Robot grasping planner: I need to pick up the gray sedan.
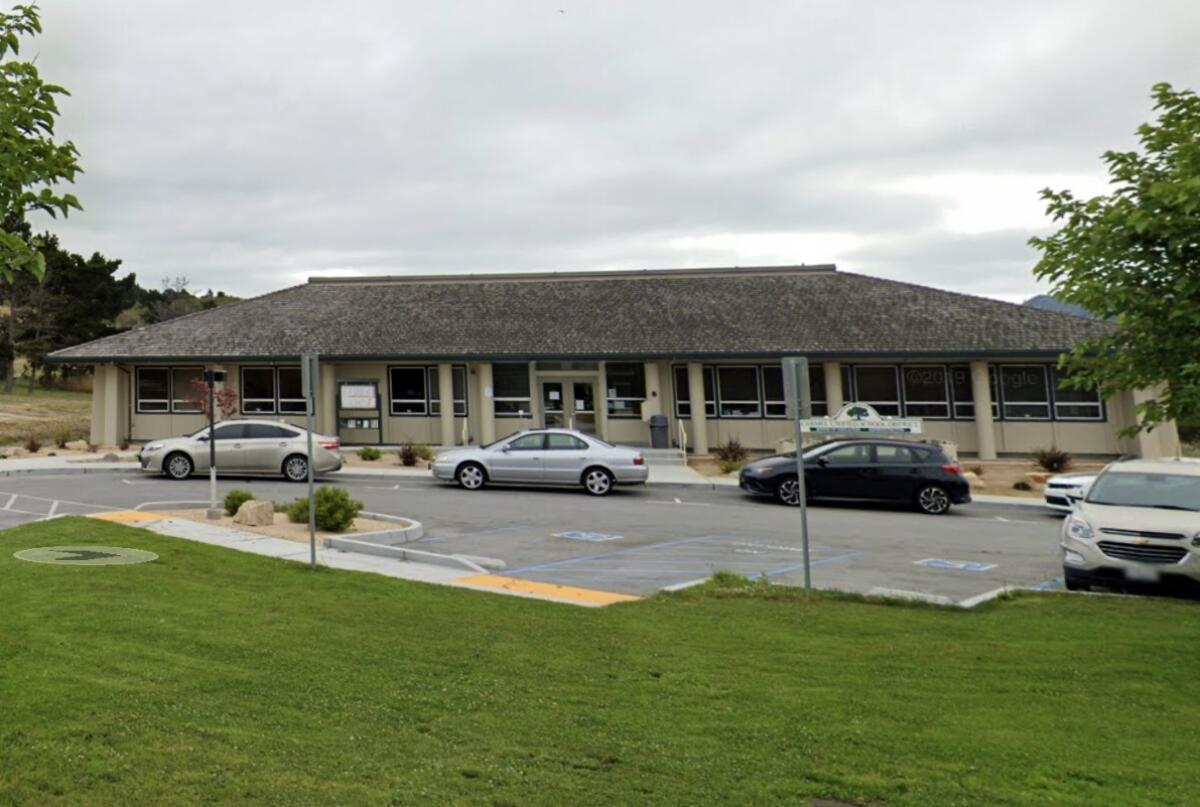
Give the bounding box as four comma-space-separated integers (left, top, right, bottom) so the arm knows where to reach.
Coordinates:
432, 429, 649, 495
138, 419, 345, 481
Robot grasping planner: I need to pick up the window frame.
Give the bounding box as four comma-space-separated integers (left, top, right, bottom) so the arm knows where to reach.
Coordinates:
493, 362, 532, 418
276, 367, 307, 414
760, 365, 789, 419
850, 365, 901, 416
135, 365, 210, 415
388, 365, 430, 416
901, 365, 951, 420
427, 365, 469, 418
998, 364, 1052, 421
672, 365, 716, 418
715, 365, 763, 419
240, 366, 303, 416
1051, 367, 1105, 422
604, 362, 646, 419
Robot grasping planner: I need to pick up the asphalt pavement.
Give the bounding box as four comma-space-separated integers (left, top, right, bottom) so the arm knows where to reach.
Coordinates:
0, 470, 1067, 605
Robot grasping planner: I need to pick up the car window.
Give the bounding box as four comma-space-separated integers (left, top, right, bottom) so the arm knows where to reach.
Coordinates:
244, 424, 295, 439
546, 433, 587, 450
1086, 471, 1200, 511
211, 423, 248, 439
873, 445, 915, 464
820, 444, 871, 465
506, 433, 545, 451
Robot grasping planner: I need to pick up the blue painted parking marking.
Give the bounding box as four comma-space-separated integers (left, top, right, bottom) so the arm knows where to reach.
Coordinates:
915, 558, 998, 572
1029, 577, 1064, 591
553, 530, 623, 542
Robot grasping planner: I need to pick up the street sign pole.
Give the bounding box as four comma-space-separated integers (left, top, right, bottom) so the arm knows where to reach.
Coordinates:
203, 369, 226, 520
782, 357, 813, 597
301, 353, 319, 568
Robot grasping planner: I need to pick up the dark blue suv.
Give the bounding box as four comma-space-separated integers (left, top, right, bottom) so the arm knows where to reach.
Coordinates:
738, 438, 972, 514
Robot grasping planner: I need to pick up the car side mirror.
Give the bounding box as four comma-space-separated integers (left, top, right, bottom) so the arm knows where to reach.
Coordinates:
816, 456, 828, 467
196, 434, 209, 442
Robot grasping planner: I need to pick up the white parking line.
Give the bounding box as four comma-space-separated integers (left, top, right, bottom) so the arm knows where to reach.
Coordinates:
3, 494, 15, 510
0, 491, 122, 512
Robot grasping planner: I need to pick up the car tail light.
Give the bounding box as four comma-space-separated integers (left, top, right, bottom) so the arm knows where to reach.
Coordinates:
633, 455, 644, 466
941, 463, 962, 475
319, 439, 340, 450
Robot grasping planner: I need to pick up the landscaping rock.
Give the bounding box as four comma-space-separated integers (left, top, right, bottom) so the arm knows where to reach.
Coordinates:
64, 440, 90, 451
233, 500, 275, 527
8, 447, 28, 457
102, 453, 119, 462
962, 471, 985, 489
1025, 471, 1051, 486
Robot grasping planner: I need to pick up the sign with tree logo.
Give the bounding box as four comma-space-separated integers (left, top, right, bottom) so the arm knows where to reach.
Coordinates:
799, 402, 923, 435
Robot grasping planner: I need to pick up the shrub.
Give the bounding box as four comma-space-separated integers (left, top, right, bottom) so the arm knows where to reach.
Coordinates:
398, 441, 418, 467
24, 435, 40, 453
286, 486, 363, 532
714, 436, 748, 464
1033, 446, 1072, 473
1013, 480, 1032, 492
969, 464, 984, 476
118, 438, 130, 451
358, 446, 382, 461
413, 443, 435, 461
223, 489, 255, 516
273, 500, 289, 513
54, 429, 73, 449
718, 459, 744, 474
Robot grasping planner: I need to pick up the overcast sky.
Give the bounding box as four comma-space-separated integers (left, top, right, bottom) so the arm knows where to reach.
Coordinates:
34, 1, 1200, 301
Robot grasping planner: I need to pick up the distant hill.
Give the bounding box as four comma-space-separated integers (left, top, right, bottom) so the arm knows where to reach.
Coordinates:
1023, 294, 1099, 320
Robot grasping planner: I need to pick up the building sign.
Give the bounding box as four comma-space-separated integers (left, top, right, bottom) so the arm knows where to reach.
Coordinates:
799, 402, 922, 435
339, 384, 377, 410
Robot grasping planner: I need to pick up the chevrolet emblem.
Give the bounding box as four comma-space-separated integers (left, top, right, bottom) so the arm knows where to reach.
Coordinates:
1132, 537, 1150, 546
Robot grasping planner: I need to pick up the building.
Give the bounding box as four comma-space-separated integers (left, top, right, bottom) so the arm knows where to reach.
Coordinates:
47, 264, 1180, 459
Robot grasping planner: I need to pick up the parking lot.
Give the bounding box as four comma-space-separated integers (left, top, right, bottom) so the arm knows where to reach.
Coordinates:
0, 469, 1069, 605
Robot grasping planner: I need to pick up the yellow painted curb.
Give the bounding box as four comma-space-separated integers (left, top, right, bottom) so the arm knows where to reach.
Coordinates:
88, 511, 169, 523
456, 574, 641, 606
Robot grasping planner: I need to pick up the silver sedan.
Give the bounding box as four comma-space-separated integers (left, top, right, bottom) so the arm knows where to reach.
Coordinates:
138, 419, 345, 481
432, 429, 649, 495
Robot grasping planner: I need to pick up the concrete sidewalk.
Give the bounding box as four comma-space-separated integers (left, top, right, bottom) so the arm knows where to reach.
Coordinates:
0, 451, 141, 476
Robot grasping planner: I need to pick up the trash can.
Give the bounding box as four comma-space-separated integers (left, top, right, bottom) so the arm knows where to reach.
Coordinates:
648, 414, 669, 449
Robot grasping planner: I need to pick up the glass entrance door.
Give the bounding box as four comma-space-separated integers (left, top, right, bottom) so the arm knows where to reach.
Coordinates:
542, 382, 566, 428
571, 382, 596, 434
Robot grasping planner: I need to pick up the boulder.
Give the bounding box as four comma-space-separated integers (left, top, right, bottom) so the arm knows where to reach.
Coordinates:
1025, 471, 1051, 486
102, 453, 120, 462
962, 471, 986, 489
64, 440, 90, 452
233, 499, 275, 527
8, 447, 28, 457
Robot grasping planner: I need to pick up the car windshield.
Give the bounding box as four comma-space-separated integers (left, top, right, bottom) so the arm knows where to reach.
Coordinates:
1086, 471, 1200, 511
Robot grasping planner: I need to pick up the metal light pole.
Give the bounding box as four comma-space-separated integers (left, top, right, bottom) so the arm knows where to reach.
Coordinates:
782, 357, 813, 597
205, 369, 223, 519
302, 354, 319, 568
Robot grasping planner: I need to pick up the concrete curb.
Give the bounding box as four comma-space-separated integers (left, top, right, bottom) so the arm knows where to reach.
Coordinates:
0, 464, 140, 478
324, 536, 501, 573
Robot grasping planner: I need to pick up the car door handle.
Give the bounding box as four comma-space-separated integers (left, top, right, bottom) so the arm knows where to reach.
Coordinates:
233, 443, 242, 448
278, 442, 287, 447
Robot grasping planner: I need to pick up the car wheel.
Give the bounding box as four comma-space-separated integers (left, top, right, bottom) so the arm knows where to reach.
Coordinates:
457, 462, 487, 491
283, 454, 309, 482
916, 484, 951, 515
164, 452, 193, 480
775, 477, 806, 506
582, 467, 614, 496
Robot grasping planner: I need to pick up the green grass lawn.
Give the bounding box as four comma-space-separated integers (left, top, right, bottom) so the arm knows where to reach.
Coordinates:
1, 518, 1197, 805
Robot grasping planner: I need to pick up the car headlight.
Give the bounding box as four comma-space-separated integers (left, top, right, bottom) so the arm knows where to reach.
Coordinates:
433, 455, 447, 463
1065, 515, 1094, 541
1192, 531, 1200, 548
144, 443, 165, 452
752, 465, 777, 477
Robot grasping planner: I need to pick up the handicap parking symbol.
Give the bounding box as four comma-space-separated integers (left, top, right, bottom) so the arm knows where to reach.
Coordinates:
553, 530, 623, 542
914, 558, 997, 572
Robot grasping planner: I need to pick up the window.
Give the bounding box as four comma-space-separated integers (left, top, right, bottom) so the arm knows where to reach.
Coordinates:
429, 366, 468, 417
999, 365, 1051, 420
493, 362, 531, 417
672, 365, 716, 418
506, 433, 544, 450
136, 368, 170, 413
820, 444, 871, 465
388, 367, 427, 415
761, 366, 786, 418
949, 365, 999, 420
714, 366, 760, 418
902, 366, 949, 419
244, 423, 298, 439
605, 362, 645, 418
136, 366, 207, 414
241, 368, 277, 414
546, 433, 587, 450
276, 368, 306, 414
171, 368, 203, 412
874, 444, 916, 464
808, 365, 828, 416
852, 366, 900, 416
211, 422, 248, 440
1052, 368, 1103, 420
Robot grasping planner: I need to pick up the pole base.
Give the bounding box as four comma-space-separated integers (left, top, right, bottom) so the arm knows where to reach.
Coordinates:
205, 508, 223, 520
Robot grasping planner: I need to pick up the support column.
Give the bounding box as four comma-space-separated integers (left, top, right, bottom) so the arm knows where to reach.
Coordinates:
527, 362, 541, 424
1130, 387, 1181, 458
319, 363, 337, 435
102, 364, 120, 446
437, 362, 455, 447
970, 361, 997, 460
642, 362, 662, 417
477, 362, 496, 445
823, 361, 844, 411
596, 361, 609, 440
89, 364, 108, 445
687, 362, 709, 455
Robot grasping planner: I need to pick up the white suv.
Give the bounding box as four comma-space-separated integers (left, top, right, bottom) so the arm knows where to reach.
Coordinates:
1061, 459, 1200, 592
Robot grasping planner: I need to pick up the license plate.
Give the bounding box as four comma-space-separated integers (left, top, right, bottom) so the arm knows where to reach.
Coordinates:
1125, 566, 1160, 583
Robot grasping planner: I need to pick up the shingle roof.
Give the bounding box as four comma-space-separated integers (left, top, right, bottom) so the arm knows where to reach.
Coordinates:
48, 265, 1114, 362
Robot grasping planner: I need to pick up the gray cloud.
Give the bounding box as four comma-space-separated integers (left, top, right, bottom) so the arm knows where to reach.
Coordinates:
33, 0, 1200, 299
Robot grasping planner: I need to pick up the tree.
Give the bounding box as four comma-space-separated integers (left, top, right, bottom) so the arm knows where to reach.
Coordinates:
1030, 82, 1200, 435
184, 376, 239, 419
0, 4, 82, 282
